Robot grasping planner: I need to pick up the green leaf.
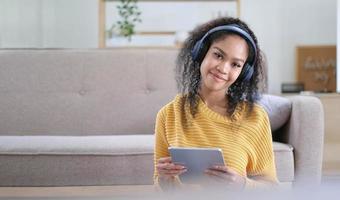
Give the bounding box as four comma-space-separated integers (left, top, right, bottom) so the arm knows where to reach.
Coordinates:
112, 0, 142, 38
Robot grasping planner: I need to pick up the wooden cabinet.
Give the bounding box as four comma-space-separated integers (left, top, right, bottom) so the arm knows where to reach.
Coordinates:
317, 94, 340, 177
281, 93, 340, 179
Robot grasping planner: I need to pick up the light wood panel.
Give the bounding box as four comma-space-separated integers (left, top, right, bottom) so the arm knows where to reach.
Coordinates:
318, 94, 340, 177
98, 0, 106, 48
296, 46, 336, 92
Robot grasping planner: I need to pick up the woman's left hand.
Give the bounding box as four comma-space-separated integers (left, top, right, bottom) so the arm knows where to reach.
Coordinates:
204, 165, 246, 190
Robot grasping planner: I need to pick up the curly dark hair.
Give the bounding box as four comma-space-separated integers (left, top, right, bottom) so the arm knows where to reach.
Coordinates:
175, 17, 265, 120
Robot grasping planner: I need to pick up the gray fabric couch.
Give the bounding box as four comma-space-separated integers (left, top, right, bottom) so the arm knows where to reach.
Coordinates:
0, 49, 324, 187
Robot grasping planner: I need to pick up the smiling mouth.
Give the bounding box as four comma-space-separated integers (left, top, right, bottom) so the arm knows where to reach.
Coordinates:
210, 72, 227, 82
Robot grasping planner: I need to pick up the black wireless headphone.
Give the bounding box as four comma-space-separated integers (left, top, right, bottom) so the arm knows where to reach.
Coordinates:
191, 24, 257, 82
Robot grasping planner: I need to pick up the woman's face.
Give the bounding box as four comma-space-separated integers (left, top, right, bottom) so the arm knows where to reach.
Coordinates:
199, 34, 249, 94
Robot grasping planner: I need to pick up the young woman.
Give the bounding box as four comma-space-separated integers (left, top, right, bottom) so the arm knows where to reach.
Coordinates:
154, 17, 278, 191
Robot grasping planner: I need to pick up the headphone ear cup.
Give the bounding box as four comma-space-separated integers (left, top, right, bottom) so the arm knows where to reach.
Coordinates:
239, 63, 254, 82
191, 41, 202, 61
191, 40, 209, 63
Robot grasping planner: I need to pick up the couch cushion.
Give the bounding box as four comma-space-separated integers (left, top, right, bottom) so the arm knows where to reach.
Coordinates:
0, 136, 293, 186
0, 135, 155, 186
257, 95, 292, 132
0, 135, 153, 155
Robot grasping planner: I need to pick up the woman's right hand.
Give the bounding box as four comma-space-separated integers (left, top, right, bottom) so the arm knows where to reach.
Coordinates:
156, 157, 187, 180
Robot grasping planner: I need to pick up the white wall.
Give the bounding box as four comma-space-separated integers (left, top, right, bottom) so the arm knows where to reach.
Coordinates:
105, 1, 238, 47
0, 0, 42, 48
337, 0, 340, 93
106, 1, 237, 32
0, 0, 336, 92
0, 0, 98, 48
240, 0, 337, 94
43, 0, 98, 48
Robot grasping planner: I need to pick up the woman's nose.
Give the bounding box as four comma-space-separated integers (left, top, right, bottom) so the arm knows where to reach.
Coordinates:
217, 62, 230, 74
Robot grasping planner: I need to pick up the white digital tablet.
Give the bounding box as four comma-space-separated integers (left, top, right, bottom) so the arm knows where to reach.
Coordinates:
168, 147, 225, 183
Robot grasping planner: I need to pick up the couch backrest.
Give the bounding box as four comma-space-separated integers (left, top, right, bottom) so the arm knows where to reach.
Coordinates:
0, 48, 291, 136
0, 48, 178, 136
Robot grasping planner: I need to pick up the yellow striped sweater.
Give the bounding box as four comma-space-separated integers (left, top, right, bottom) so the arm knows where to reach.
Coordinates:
154, 94, 278, 189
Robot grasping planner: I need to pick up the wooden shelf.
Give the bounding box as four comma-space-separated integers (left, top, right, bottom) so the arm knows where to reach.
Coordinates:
98, 0, 240, 48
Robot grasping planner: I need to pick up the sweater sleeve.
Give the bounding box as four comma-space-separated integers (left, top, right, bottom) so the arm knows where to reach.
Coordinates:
245, 106, 279, 189
153, 107, 182, 189
154, 108, 170, 182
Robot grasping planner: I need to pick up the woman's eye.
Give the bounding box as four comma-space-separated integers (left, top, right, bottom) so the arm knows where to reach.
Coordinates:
213, 52, 223, 60
232, 63, 242, 68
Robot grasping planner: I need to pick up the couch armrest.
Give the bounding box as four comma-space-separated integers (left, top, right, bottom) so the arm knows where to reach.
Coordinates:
283, 95, 324, 186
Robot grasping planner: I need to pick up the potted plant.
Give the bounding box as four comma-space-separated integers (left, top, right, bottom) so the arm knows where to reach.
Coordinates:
106, 0, 142, 41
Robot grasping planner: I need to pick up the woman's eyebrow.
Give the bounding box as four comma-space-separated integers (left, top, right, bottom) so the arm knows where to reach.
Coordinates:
212, 47, 226, 56
212, 47, 246, 63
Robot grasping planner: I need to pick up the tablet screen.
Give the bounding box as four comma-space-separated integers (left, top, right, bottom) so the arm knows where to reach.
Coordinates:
169, 147, 225, 183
